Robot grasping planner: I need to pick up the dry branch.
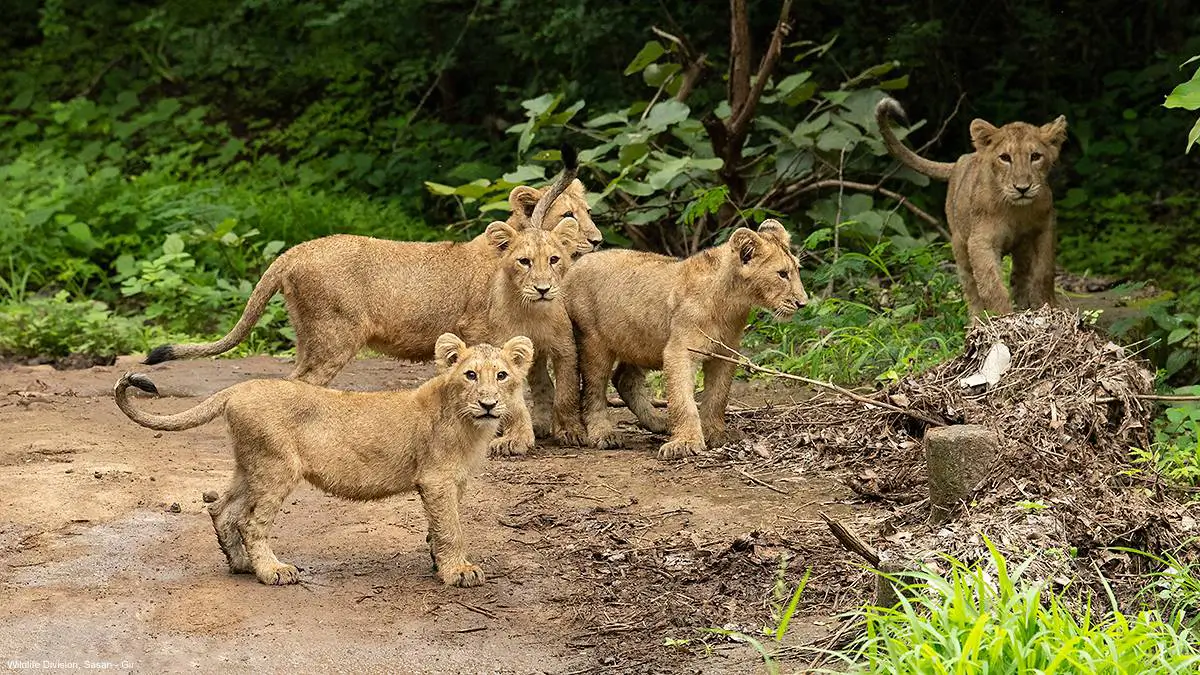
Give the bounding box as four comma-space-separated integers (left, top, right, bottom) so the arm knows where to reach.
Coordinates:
820, 513, 880, 567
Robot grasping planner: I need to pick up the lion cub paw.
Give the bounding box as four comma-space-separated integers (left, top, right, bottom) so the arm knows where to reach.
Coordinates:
255, 562, 301, 586
489, 436, 533, 458
443, 563, 486, 588
532, 417, 554, 439
589, 430, 625, 450
704, 426, 743, 448
553, 422, 587, 447
658, 438, 704, 460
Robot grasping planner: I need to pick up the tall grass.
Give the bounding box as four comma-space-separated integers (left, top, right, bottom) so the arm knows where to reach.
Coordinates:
829, 540, 1200, 674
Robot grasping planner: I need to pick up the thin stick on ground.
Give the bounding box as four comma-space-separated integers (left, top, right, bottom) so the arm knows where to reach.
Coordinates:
688, 341, 946, 428
735, 467, 791, 495
1092, 394, 1200, 404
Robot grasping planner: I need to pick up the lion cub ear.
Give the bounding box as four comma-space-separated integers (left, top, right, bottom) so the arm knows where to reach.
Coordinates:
757, 219, 791, 248
969, 119, 999, 150
728, 227, 764, 265
485, 221, 518, 253
501, 336, 535, 378
1039, 115, 1068, 149
551, 217, 581, 253
435, 333, 467, 371
508, 186, 541, 220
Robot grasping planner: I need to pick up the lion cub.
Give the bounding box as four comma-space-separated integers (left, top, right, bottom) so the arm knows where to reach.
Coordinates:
114, 334, 533, 588
877, 96, 1068, 316
564, 220, 808, 459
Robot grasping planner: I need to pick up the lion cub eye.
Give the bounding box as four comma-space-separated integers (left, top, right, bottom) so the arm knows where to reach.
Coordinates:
517, 258, 532, 267
464, 370, 477, 381
562, 211, 574, 218
778, 270, 789, 279
550, 255, 560, 265
1031, 151, 1043, 161
999, 153, 1012, 163
496, 371, 508, 381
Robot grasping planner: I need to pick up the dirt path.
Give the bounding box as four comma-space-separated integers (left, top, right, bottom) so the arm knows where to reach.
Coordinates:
0, 357, 872, 674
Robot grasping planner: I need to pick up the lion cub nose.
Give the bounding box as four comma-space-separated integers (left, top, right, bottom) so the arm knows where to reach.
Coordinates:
535, 285, 552, 297
479, 399, 497, 413
1014, 184, 1031, 195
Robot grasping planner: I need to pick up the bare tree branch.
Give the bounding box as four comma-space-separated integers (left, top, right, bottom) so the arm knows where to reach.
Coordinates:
730, 0, 794, 136
727, 0, 752, 122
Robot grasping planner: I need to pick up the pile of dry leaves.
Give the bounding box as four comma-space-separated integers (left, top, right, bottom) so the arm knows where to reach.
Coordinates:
732, 306, 1197, 597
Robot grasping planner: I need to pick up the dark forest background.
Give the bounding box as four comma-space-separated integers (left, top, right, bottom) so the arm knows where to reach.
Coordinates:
2, 0, 1199, 385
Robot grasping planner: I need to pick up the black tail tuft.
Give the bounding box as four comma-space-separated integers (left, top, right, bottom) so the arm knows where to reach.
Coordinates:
126, 373, 160, 396
560, 143, 578, 171
143, 344, 175, 365
876, 96, 909, 125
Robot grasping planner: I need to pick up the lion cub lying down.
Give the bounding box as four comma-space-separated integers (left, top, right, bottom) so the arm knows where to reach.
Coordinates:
114, 334, 533, 587
564, 220, 808, 459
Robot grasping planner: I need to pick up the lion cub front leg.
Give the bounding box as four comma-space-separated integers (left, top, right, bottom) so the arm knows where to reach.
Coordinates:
699, 357, 742, 448
658, 344, 706, 460
549, 343, 586, 446
527, 353, 555, 439
418, 481, 484, 588
490, 392, 535, 457
967, 232, 1013, 315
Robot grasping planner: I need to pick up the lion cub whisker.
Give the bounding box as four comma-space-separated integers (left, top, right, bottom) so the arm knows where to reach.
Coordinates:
114, 333, 534, 588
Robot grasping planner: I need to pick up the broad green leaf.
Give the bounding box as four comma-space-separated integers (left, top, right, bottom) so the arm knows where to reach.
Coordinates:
1164, 74, 1200, 110
547, 99, 585, 125
479, 200, 511, 213
521, 93, 560, 116
1187, 118, 1200, 153
578, 142, 616, 163
618, 142, 650, 166
880, 74, 910, 91
626, 206, 669, 225
1167, 327, 1192, 345
774, 71, 812, 96
585, 112, 628, 128
262, 240, 286, 260
647, 156, 691, 189
453, 179, 493, 200
9, 89, 33, 110
66, 221, 96, 250
714, 100, 732, 120
616, 179, 655, 197
624, 41, 665, 76
424, 181, 458, 196
690, 157, 724, 171
642, 100, 690, 133
643, 62, 681, 88
502, 165, 546, 184
162, 233, 185, 256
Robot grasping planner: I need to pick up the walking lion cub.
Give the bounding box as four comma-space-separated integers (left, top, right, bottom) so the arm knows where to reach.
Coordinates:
114, 333, 534, 587
564, 220, 808, 459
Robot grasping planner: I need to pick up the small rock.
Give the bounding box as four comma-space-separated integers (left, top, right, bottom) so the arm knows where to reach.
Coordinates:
168, 503, 182, 514
202, 491, 219, 503
149, 476, 156, 482
153, 432, 163, 439
93, 471, 103, 479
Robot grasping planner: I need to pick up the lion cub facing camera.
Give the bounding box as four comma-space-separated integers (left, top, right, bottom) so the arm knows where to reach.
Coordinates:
114, 334, 533, 588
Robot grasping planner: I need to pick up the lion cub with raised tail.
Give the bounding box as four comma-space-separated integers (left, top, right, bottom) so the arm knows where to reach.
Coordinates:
564, 220, 807, 460
114, 334, 533, 588
876, 96, 1068, 316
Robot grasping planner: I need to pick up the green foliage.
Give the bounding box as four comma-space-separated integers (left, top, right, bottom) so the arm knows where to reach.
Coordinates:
428, 36, 930, 255
1130, 387, 1200, 486
1164, 55, 1200, 153
698, 562, 812, 675
0, 291, 161, 362
835, 540, 1200, 674
746, 239, 967, 384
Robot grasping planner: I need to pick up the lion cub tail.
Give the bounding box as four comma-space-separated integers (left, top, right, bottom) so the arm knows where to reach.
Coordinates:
114, 372, 231, 431
528, 143, 579, 230
143, 255, 286, 365
875, 97, 955, 182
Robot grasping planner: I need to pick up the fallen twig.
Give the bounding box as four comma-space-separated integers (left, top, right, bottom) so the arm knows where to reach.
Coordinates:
735, 467, 791, 495
820, 513, 880, 567
1092, 394, 1200, 404
688, 345, 946, 428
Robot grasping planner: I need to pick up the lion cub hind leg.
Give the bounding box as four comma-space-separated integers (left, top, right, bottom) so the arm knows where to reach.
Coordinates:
209, 469, 253, 574
235, 448, 303, 585
287, 318, 363, 386
580, 344, 623, 449
658, 346, 706, 461
613, 363, 668, 434
419, 481, 484, 587
527, 353, 555, 438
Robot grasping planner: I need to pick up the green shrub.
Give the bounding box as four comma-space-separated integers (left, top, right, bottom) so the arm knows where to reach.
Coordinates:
834, 541, 1200, 674
0, 291, 161, 362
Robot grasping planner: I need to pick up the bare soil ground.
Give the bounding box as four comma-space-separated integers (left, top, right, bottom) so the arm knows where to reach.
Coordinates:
0, 356, 876, 674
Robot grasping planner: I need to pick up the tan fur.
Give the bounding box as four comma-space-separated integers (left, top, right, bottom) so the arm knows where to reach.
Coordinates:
114, 334, 534, 587
564, 220, 808, 460
458, 217, 586, 455
143, 169, 600, 382
877, 96, 1068, 315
